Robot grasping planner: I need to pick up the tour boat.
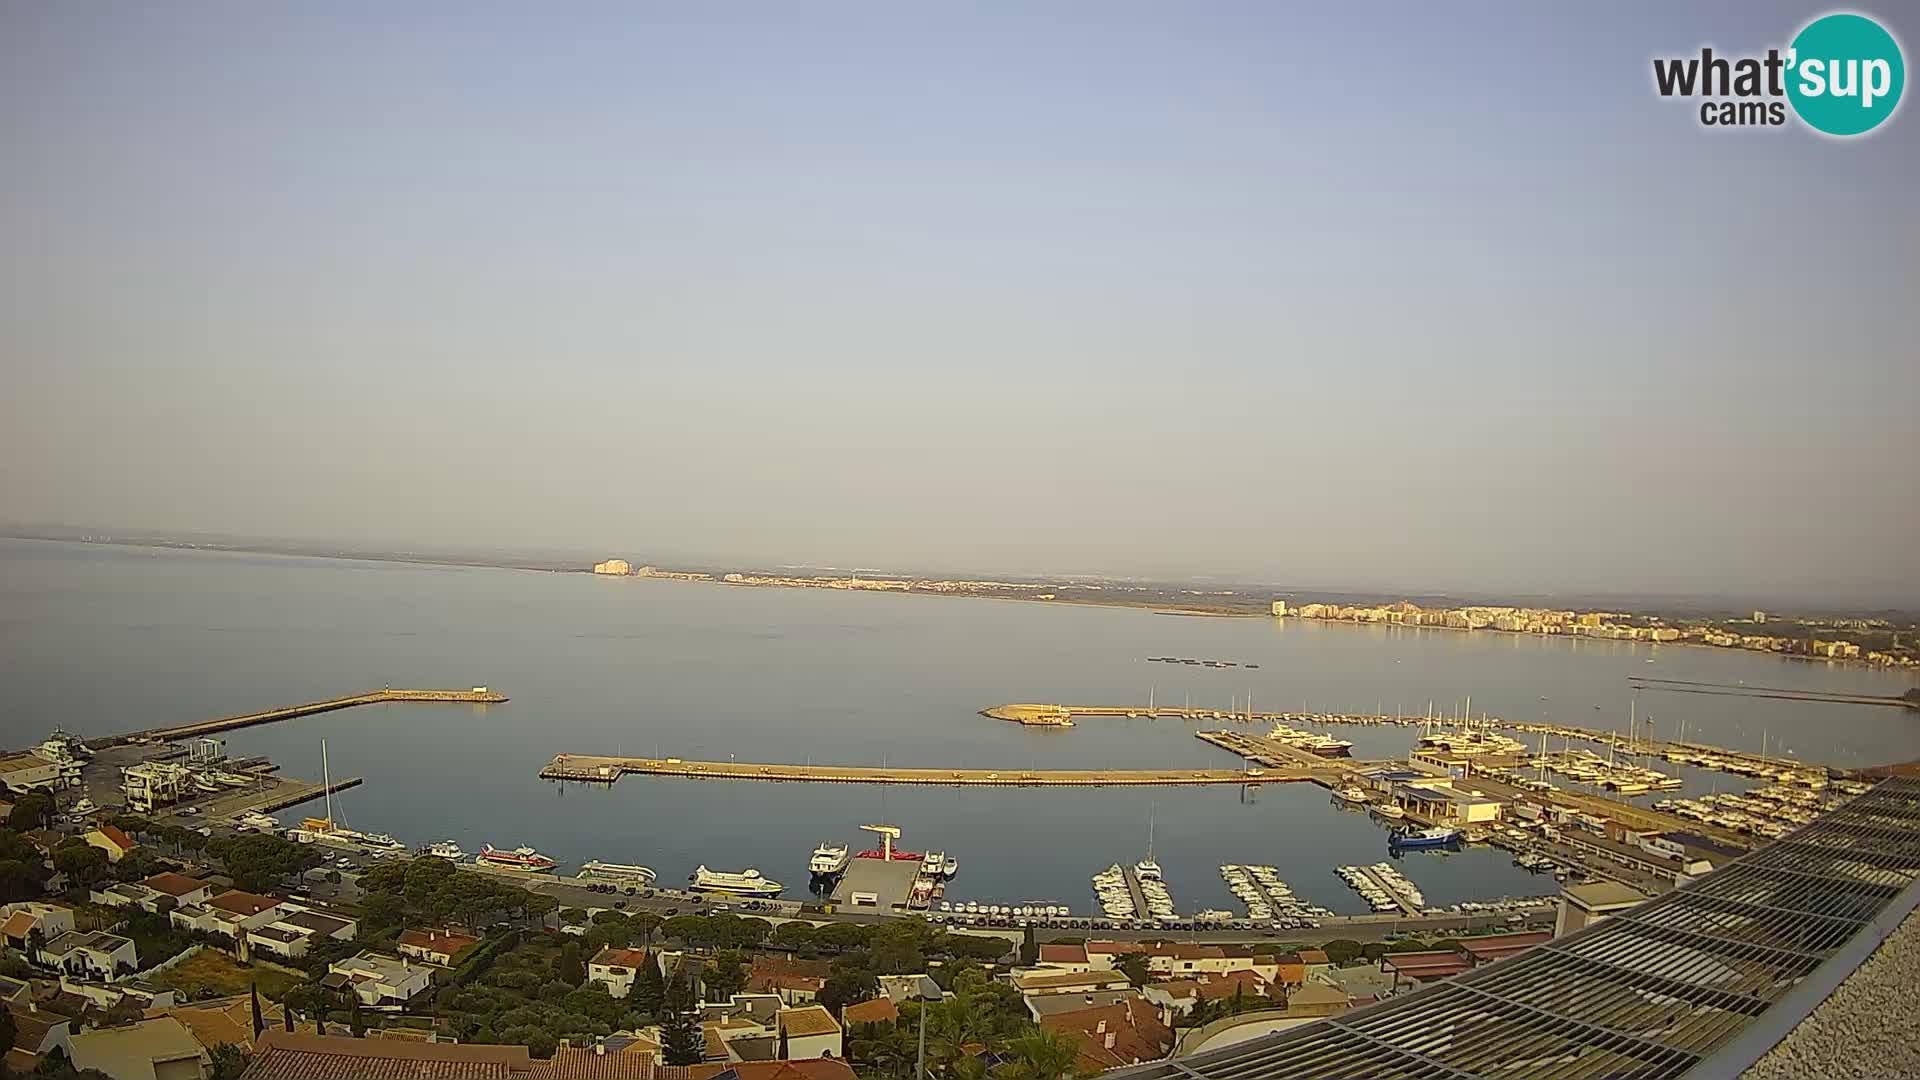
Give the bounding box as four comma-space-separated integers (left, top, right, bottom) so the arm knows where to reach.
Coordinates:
809, 843, 851, 878
428, 840, 466, 861
690, 865, 784, 897
1390, 826, 1464, 850
581, 860, 658, 884
478, 844, 559, 872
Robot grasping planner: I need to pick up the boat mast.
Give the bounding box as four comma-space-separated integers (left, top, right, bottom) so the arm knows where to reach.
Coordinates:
322, 739, 335, 828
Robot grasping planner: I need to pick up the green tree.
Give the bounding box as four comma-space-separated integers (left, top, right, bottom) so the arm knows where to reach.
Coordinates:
659, 970, 702, 1067
817, 969, 878, 1017
557, 941, 585, 986
998, 1028, 1092, 1080
1020, 924, 1039, 966
631, 956, 666, 1018
52, 839, 112, 889
206, 834, 321, 892
7, 792, 53, 831
208, 1044, 248, 1080
701, 950, 746, 1001
1116, 953, 1151, 989
560, 907, 588, 927
769, 920, 815, 953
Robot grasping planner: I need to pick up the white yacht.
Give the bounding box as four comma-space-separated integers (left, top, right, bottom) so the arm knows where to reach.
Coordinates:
921, 850, 946, 876
428, 840, 466, 861
940, 854, 958, 878
810, 842, 851, 878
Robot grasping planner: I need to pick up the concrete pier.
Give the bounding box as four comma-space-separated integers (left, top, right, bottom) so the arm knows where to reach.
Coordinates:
540, 755, 1306, 787
99, 687, 508, 747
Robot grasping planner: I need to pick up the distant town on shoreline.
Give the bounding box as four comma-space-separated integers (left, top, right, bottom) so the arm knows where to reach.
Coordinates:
8, 525, 1917, 674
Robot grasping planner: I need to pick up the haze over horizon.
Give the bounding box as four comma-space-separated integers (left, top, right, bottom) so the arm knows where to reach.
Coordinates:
4, 4, 1916, 607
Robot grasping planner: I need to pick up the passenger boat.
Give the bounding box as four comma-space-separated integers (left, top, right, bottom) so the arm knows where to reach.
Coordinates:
940, 854, 958, 878
478, 844, 559, 872
810, 843, 851, 878
428, 840, 466, 861
1334, 786, 1371, 805
690, 865, 784, 897
1390, 826, 1464, 849
581, 860, 658, 884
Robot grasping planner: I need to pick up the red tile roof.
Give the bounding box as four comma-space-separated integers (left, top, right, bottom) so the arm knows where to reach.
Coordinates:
1040, 995, 1174, 1073
241, 1032, 531, 1079
141, 872, 208, 897
686, 1061, 854, 1080
1037, 944, 1087, 965
590, 947, 652, 971
839, 997, 898, 1026
90, 825, 136, 853
208, 891, 281, 917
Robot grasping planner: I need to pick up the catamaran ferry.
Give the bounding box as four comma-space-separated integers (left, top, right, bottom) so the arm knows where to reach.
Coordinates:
690, 865, 784, 897
477, 844, 558, 872
581, 860, 658, 885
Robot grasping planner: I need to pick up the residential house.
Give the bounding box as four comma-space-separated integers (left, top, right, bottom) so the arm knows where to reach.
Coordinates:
838, 997, 897, 1029
1, 901, 77, 949
139, 874, 213, 910
85, 826, 140, 864
396, 928, 481, 967
67, 1017, 212, 1080
238, 1031, 533, 1080
685, 1062, 856, 1080
39, 930, 139, 981
321, 953, 433, 1007
745, 956, 829, 1004
8, 1002, 74, 1061
1026, 990, 1139, 1022
588, 947, 653, 999
170, 890, 285, 945
1033, 944, 1090, 972
0, 977, 29, 1007
1038, 994, 1174, 1073
1011, 969, 1133, 1000
245, 907, 356, 962
774, 1005, 842, 1061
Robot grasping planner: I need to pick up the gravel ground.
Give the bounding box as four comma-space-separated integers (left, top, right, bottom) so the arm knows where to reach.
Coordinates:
1743, 907, 1920, 1079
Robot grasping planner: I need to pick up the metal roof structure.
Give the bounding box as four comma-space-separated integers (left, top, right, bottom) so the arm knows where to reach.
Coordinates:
1114, 778, 1920, 1080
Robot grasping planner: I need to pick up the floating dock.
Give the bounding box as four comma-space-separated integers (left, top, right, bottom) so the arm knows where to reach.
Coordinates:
99, 688, 507, 747
540, 755, 1303, 787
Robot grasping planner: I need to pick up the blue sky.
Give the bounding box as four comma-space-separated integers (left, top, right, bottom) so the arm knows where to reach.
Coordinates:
2, 3, 1915, 604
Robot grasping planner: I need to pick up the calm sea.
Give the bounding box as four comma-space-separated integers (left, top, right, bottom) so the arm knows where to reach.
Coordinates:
3, 538, 1915, 913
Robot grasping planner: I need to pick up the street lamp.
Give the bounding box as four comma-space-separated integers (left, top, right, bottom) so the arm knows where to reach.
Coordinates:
913, 975, 941, 1080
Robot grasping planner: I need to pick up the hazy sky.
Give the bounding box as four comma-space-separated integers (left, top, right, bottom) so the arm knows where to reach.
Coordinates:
3, 3, 1915, 604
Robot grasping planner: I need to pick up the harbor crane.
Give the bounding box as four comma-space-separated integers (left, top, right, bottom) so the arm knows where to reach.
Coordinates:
860, 823, 902, 862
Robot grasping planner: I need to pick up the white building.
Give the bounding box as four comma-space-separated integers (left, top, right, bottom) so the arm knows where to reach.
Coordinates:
776, 1005, 843, 1061
245, 907, 357, 961
324, 952, 433, 1006
0, 752, 78, 792
39, 930, 139, 981
1, 902, 77, 949
588, 947, 652, 999
120, 762, 193, 813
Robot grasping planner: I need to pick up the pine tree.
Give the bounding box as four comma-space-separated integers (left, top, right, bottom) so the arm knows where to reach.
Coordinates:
633, 957, 666, 1017
659, 970, 703, 1066
251, 983, 265, 1037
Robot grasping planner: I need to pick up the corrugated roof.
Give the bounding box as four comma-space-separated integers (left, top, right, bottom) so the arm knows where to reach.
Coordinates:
1106, 777, 1920, 1080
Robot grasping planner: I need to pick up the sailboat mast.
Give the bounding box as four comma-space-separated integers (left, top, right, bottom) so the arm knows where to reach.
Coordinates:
322, 738, 335, 827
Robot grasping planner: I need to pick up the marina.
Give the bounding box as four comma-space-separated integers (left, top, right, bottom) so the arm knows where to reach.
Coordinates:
1336, 862, 1428, 914
1219, 865, 1335, 925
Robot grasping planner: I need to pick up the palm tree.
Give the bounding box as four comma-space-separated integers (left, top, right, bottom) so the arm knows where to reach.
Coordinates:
995, 1029, 1089, 1080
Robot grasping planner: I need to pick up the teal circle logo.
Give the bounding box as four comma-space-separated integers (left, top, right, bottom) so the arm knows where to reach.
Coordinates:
1787, 13, 1905, 136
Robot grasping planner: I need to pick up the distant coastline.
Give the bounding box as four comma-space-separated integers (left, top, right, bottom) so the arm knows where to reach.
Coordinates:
7, 529, 1916, 678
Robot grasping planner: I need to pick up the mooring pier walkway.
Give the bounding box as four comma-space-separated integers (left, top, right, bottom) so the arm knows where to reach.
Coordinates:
541, 754, 1313, 787
98, 687, 507, 747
